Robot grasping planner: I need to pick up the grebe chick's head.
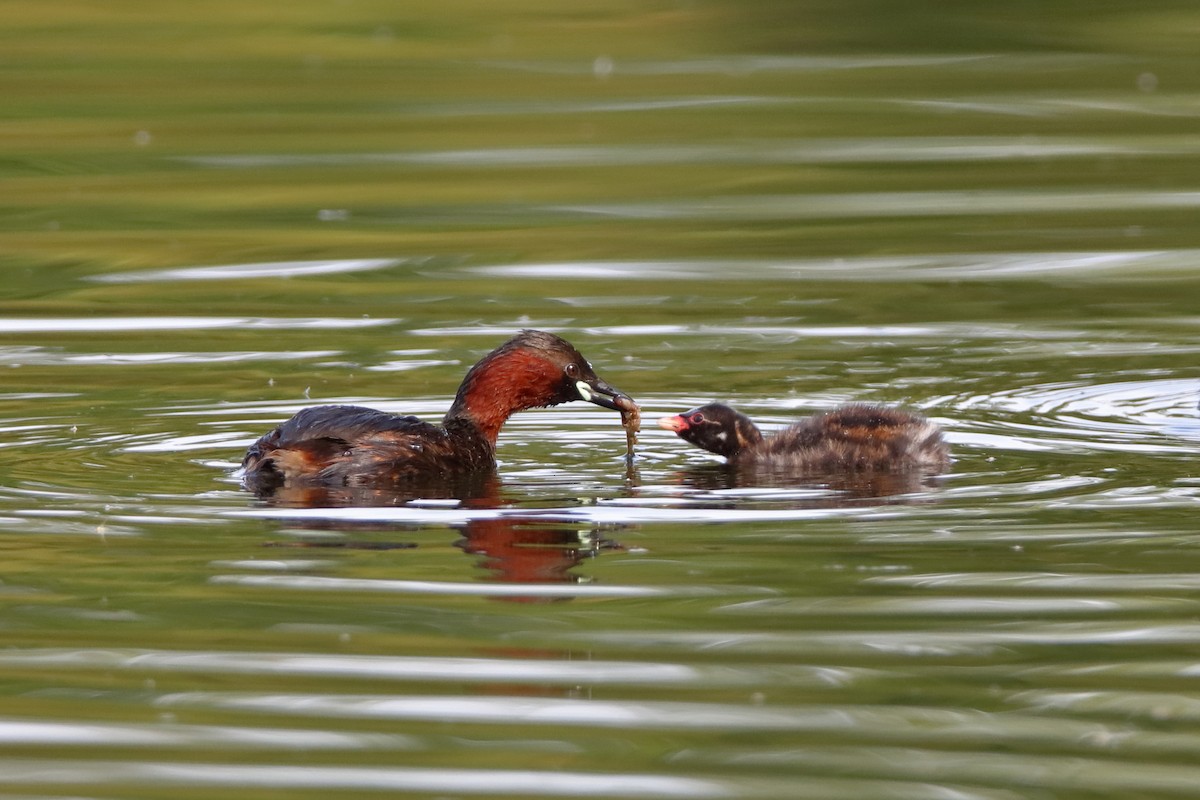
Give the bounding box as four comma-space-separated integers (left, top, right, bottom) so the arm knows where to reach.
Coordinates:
657, 402, 763, 460
447, 330, 636, 437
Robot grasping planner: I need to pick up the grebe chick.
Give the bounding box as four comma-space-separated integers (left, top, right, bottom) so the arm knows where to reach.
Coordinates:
658, 402, 949, 472
243, 330, 636, 491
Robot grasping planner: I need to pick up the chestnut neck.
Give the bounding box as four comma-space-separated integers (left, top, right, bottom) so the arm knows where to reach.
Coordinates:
444, 347, 560, 445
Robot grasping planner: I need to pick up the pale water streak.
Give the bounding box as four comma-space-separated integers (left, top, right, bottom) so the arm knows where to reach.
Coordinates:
0, 759, 728, 798
208, 574, 681, 599
568, 623, 1200, 658
89, 258, 404, 283
479, 53, 1073, 75
465, 250, 1200, 281
316, 95, 790, 118
714, 595, 1197, 617
1011, 690, 1200, 722
0, 349, 340, 366
866, 572, 1200, 592
0, 647, 851, 688
0, 718, 413, 750
407, 321, 1079, 340
712, 746, 1200, 797
174, 136, 1200, 169
0, 317, 397, 333
152, 692, 1194, 749
550, 190, 1200, 221
890, 93, 1200, 119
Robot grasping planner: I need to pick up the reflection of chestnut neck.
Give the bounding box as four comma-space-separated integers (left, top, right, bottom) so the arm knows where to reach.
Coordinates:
461, 518, 587, 600
445, 349, 560, 445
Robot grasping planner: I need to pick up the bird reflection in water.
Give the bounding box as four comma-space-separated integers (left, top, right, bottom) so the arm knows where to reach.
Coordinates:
671, 460, 947, 505
249, 470, 620, 600
454, 516, 616, 601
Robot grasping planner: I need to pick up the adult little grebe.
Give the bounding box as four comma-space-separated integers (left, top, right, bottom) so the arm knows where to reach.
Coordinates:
658, 402, 949, 472
242, 330, 636, 491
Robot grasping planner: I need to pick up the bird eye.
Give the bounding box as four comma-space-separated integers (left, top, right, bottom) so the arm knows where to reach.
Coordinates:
691, 413, 705, 423
564, 363, 580, 379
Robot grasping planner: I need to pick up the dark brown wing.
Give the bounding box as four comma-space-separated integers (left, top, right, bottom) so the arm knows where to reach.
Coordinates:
242, 405, 458, 489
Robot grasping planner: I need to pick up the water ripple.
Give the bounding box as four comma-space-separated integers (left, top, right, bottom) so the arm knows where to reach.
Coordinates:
568, 623, 1200, 658
963, 378, 1198, 420
891, 92, 1200, 119
0, 759, 727, 798
480, 53, 1062, 76
0, 317, 396, 333
208, 574, 701, 599
0, 348, 340, 366
1011, 689, 1200, 722
865, 572, 1200, 593
715, 595, 1194, 617
408, 320, 1076, 341
155, 691, 886, 731
173, 136, 1200, 170
89, 258, 403, 284
714, 745, 1200, 796
465, 250, 1200, 282
427, 95, 782, 114
0, 648, 741, 687
548, 190, 1200, 222
140, 692, 1200, 770
0, 718, 412, 750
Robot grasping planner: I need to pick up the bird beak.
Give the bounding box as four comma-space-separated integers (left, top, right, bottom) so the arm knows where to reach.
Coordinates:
575, 376, 634, 412
657, 414, 687, 433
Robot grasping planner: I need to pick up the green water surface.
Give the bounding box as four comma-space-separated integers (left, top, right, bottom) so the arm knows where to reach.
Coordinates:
3, 2, 1200, 799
